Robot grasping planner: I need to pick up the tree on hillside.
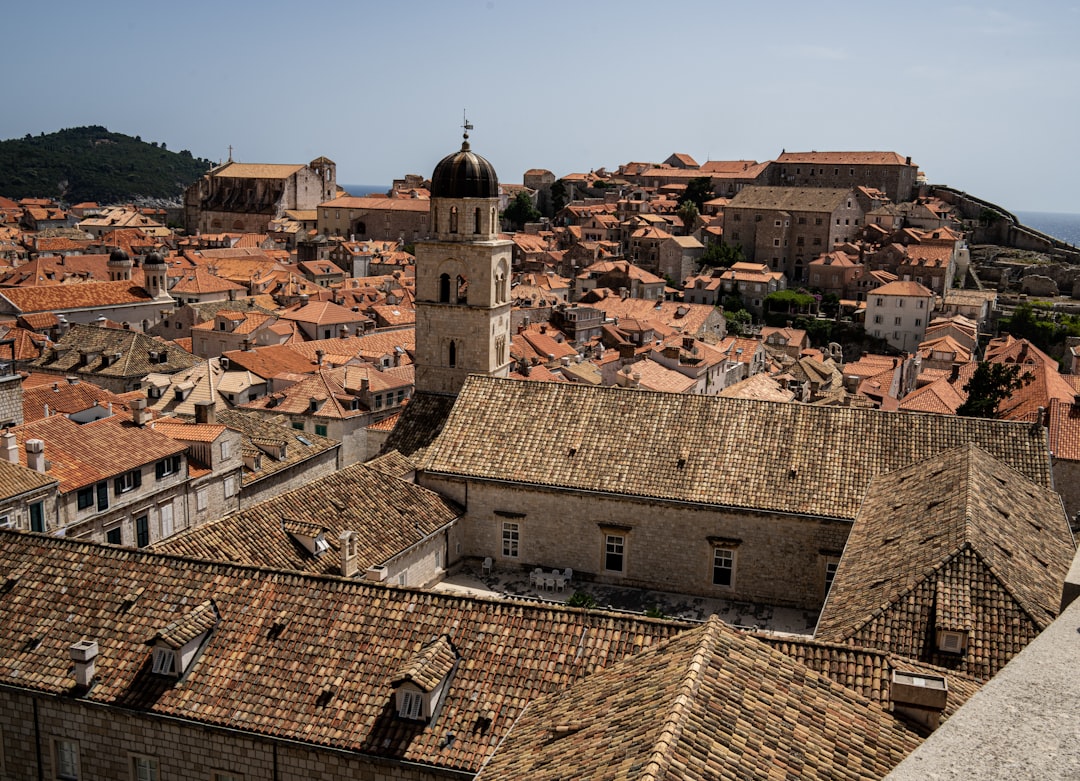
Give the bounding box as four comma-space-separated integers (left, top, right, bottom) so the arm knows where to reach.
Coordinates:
956, 362, 1033, 418
502, 191, 541, 230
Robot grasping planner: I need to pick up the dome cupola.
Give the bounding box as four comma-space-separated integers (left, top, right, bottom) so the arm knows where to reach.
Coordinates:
430, 126, 498, 199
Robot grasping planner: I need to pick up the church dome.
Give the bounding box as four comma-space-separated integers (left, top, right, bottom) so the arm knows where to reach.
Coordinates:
144, 251, 166, 267
108, 248, 129, 263
431, 136, 499, 199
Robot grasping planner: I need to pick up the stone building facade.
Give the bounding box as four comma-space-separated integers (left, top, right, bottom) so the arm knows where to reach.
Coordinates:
723, 186, 865, 281
318, 196, 431, 242
184, 158, 337, 234
766, 151, 918, 204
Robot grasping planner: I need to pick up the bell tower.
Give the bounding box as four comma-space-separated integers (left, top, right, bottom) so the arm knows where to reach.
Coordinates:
414, 124, 512, 395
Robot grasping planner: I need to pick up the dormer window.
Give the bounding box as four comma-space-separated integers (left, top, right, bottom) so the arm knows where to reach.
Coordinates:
148, 599, 219, 679
283, 519, 330, 558
391, 635, 459, 722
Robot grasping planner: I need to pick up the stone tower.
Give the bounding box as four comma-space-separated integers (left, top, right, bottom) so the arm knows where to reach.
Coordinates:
414, 128, 512, 395
107, 248, 132, 282
142, 251, 172, 301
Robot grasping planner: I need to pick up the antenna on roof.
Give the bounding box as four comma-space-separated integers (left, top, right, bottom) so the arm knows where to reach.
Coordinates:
227, 145, 233, 163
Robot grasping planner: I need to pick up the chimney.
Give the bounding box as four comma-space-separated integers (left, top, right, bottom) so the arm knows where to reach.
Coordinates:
949, 363, 960, 382
2, 431, 17, 464
194, 400, 216, 425
69, 639, 99, 688
130, 396, 152, 426
25, 439, 45, 472
316, 349, 325, 366
891, 671, 947, 731
340, 531, 360, 577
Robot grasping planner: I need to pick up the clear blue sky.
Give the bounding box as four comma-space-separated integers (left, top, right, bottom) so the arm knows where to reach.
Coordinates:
2, 1, 1079, 213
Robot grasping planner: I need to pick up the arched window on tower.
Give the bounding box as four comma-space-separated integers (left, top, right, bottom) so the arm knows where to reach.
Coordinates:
439, 273, 451, 303
456, 275, 468, 304
449, 207, 458, 234
448, 340, 457, 368
474, 207, 482, 234
491, 207, 497, 232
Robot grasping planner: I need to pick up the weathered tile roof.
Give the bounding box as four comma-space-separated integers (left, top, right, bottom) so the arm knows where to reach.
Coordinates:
0, 530, 684, 773
213, 162, 305, 179
28, 323, 199, 380
776, 151, 911, 166
214, 409, 338, 486
363, 449, 415, 478
152, 599, 219, 649
154, 461, 460, 574
0, 456, 57, 498
476, 617, 922, 781
755, 635, 983, 722
391, 635, 457, 692
419, 378, 1052, 520
815, 444, 1073, 678
380, 392, 459, 458
728, 185, 855, 212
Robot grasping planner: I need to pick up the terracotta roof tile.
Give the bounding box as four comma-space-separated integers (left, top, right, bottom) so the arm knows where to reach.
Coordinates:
0, 530, 683, 773
420, 378, 1052, 521
815, 444, 1073, 678
477, 617, 922, 781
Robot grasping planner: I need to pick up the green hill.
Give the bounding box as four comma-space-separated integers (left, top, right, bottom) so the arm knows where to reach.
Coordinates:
0, 126, 214, 204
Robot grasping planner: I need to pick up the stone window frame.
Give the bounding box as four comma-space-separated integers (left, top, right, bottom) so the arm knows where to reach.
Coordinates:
53, 737, 80, 780
131, 753, 159, 781
501, 521, 519, 558
712, 547, 735, 588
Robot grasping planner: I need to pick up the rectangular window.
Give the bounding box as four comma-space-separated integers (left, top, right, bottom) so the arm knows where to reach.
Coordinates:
712, 548, 734, 587
155, 456, 180, 480
54, 738, 79, 780
131, 755, 158, 781
136, 515, 149, 548
914, 318, 922, 327
291, 421, 304, 431
114, 469, 141, 495
220, 440, 231, 460
224, 476, 238, 498
197, 489, 208, 512
315, 424, 328, 437
604, 534, 625, 572
30, 501, 44, 533
502, 522, 519, 558
873, 315, 882, 324
106, 526, 122, 545
896, 299, 904, 308
772, 238, 780, 247
895, 317, 902, 326
77, 487, 94, 511
96, 481, 109, 511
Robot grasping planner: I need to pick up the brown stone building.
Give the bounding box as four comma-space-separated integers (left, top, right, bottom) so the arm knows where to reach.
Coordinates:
766, 151, 919, 203
183, 158, 337, 234
318, 195, 432, 243
723, 186, 865, 281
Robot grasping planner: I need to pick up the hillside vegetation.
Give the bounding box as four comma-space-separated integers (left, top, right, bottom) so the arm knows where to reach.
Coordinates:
0, 126, 213, 204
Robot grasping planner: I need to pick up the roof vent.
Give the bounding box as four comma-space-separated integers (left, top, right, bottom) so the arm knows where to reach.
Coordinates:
69, 639, 99, 688
891, 670, 948, 731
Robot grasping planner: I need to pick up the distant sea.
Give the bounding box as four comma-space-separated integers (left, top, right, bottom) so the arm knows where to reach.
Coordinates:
341, 183, 390, 197
1015, 211, 1080, 248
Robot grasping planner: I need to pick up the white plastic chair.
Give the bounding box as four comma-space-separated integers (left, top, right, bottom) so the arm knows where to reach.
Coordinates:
482, 557, 493, 576
563, 567, 573, 583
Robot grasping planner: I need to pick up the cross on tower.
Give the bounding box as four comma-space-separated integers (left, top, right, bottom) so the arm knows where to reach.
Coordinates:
462, 111, 473, 141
